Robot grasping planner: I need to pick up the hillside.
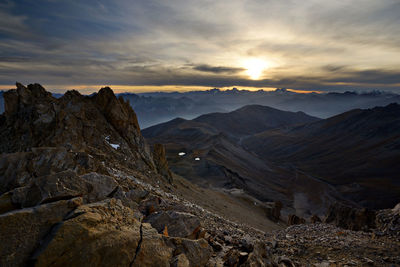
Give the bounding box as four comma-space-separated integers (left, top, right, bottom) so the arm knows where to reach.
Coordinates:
143, 106, 343, 217
243, 103, 400, 209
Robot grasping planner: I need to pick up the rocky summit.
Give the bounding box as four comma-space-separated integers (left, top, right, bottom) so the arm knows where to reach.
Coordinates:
0, 83, 399, 267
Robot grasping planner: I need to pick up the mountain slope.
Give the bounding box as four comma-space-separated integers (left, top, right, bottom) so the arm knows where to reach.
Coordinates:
243, 103, 400, 209
143, 105, 343, 216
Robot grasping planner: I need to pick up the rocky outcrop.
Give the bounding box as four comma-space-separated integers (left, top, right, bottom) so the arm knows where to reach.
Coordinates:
153, 143, 173, 183
0, 83, 153, 172
324, 203, 376, 231
264, 201, 282, 222
288, 214, 306, 225
0, 197, 82, 266
0, 84, 211, 267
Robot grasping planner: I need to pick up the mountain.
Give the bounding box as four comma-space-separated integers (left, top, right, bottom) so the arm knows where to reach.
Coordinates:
121, 88, 400, 128
243, 103, 400, 209
143, 106, 344, 217
1, 83, 399, 266
193, 105, 320, 137
0, 83, 213, 266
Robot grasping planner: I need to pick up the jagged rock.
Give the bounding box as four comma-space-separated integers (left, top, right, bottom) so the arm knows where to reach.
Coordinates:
288, 214, 306, 225
9, 171, 118, 208
0, 83, 153, 172
324, 203, 376, 231
310, 215, 322, 223
0, 148, 106, 195
145, 210, 202, 238
0, 198, 82, 266
153, 143, 173, 183
32, 199, 172, 267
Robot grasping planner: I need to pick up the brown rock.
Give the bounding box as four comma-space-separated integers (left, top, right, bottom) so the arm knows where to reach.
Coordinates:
0, 198, 80, 266
153, 143, 173, 183
145, 210, 202, 238
33, 199, 173, 267
288, 214, 306, 225
310, 214, 322, 223
324, 203, 376, 231
264, 201, 282, 222
171, 254, 190, 267
9, 171, 118, 208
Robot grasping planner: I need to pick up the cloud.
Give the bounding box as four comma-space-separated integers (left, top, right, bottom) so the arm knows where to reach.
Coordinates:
0, 0, 399, 92
193, 64, 244, 74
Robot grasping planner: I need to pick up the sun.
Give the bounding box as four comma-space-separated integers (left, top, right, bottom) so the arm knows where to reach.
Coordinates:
243, 58, 268, 80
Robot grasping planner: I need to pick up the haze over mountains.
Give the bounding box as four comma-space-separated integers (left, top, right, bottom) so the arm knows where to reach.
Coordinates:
2, 88, 400, 129
121, 88, 400, 128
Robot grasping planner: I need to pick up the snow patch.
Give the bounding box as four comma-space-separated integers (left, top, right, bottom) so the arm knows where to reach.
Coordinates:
178, 152, 186, 156
110, 143, 120, 150
105, 135, 119, 149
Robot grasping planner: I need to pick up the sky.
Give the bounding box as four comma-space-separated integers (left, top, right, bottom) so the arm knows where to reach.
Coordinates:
0, 0, 400, 93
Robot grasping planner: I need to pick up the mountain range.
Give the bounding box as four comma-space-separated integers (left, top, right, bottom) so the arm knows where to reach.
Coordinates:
144, 103, 400, 216
121, 88, 400, 128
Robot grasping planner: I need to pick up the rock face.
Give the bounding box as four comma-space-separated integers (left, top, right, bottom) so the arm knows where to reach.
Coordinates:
1, 83, 153, 172
153, 143, 173, 183
0, 83, 211, 267
324, 203, 376, 231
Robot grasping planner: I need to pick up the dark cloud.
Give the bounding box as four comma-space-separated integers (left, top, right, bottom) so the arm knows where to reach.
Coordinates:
324, 69, 400, 85
193, 64, 244, 74
0, 0, 399, 92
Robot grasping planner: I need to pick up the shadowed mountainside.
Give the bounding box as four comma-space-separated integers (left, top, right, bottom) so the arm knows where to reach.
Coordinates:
143, 106, 345, 217
243, 103, 400, 209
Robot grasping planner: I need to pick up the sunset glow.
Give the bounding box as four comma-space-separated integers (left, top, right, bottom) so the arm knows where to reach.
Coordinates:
243, 59, 269, 80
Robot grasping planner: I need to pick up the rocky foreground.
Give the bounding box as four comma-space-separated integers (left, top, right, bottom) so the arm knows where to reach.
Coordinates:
0, 83, 399, 266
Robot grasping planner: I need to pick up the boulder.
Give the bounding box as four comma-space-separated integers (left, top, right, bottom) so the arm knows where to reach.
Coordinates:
145, 210, 202, 238
0, 198, 82, 266
32, 199, 172, 267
